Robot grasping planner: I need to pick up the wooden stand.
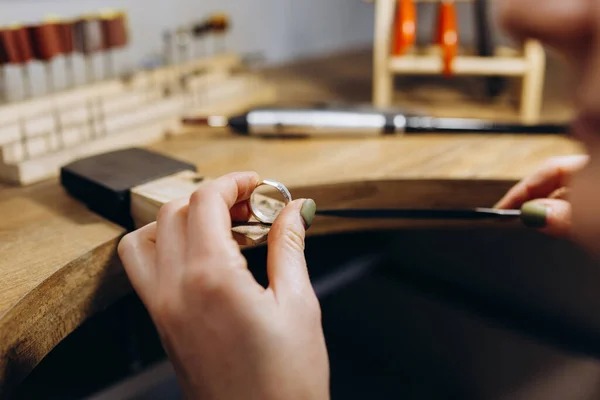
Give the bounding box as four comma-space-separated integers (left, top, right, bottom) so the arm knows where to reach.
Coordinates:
0, 53, 277, 185
372, 0, 546, 123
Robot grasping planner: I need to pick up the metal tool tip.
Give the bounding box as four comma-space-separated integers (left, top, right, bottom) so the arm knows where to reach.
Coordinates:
207, 115, 228, 127
181, 115, 228, 127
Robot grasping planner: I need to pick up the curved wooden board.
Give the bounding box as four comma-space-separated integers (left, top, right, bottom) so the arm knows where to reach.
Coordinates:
0, 63, 585, 395
0, 181, 126, 396
0, 129, 581, 395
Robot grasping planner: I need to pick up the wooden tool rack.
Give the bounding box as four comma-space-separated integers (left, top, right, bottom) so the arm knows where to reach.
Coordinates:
371, 0, 546, 123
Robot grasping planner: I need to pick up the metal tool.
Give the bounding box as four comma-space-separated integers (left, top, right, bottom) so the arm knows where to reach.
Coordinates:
315, 207, 521, 220
186, 105, 569, 136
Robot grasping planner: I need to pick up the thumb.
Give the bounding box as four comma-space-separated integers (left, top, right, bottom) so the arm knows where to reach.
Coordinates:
266, 198, 316, 298
520, 199, 572, 238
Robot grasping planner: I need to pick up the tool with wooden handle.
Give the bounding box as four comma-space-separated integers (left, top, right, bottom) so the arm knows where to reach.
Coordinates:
73, 14, 104, 83
60, 147, 283, 247
0, 24, 35, 98
27, 20, 65, 148
208, 13, 230, 54
99, 9, 129, 79
51, 15, 77, 87
61, 147, 534, 253
27, 20, 62, 93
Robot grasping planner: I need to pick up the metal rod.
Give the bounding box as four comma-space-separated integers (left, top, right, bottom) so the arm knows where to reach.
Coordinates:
104, 51, 114, 80
315, 208, 522, 220
21, 66, 33, 99
85, 56, 95, 83
65, 55, 76, 87
44, 63, 55, 94
0, 67, 7, 103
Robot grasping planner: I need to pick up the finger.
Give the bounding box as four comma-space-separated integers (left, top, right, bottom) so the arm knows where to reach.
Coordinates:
155, 197, 189, 278
266, 199, 316, 299
520, 199, 572, 238
117, 222, 158, 306
495, 155, 588, 209
187, 171, 260, 257
497, 0, 592, 52
549, 187, 570, 201
230, 199, 252, 222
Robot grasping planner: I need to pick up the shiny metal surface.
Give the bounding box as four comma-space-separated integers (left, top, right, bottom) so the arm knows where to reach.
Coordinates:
249, 179, 292, 224
246, 109, 388, 136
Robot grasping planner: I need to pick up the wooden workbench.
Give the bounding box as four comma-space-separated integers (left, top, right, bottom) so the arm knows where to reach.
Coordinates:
0, 49, 585, 395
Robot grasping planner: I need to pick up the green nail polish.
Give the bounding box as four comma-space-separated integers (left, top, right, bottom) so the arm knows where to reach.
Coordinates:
521, 201, 548, 228
300, 199, 316, 228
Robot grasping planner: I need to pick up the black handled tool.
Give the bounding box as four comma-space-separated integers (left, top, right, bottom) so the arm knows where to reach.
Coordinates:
315, 208, 521, 220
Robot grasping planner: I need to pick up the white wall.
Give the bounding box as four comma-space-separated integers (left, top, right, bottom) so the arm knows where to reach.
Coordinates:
0, 0, 375, 100
0, 0, 509, 101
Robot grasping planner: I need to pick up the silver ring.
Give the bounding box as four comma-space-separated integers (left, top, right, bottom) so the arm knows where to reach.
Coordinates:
250, 179, 292, 224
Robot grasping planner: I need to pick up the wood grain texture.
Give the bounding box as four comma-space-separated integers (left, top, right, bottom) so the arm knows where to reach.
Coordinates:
0, 181, 126, 396
0, 71, 275, 186
131, 170, 281, 246
0, 49, 584, 395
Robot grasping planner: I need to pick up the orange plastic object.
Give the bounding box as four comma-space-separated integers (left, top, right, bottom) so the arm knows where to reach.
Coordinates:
391, 0, 416, 56
436, 0, 458, 76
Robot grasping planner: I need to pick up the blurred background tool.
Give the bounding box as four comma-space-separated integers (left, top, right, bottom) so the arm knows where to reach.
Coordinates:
391, 0, 416, 56
175, 25, 192, 66
27, 18, 65, 148
185, 106, 569, 136
74, 14, 104, 83
174, 26, 192, 92
371, 0, 546, 124
0, 31, 7, 102
0, 24, 35, 99
27, 20, 62, 94
162, 30, 174, 66
191, 18, 211, 59
208, 13, 230, 54
474, 0, 506, 98
49, 15, 77, 88
99, 9, 129, 80
436, 0, 458, 77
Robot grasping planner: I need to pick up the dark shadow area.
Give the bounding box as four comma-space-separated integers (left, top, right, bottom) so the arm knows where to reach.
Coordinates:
13, 230, 600, 399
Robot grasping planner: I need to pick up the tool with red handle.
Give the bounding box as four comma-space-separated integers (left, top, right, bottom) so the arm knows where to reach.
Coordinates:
27, 21, 62, 93
436, 0, 458, 77
0, 24, 35, 98
392, 0, 416, 56
100, 10, 129, 79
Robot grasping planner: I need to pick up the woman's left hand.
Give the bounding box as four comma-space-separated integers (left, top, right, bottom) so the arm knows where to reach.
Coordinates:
495, 155, 589, 237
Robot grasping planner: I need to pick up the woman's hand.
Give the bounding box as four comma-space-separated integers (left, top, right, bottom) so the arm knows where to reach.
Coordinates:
495, 155, 589, 237
117, 171, 329, 400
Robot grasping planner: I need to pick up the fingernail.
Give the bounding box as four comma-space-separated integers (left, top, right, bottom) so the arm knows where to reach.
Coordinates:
300, 198, 316, 229
520, 201, 548, 228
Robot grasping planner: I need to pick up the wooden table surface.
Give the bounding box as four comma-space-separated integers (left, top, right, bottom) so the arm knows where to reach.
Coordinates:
0, 49, 584, 394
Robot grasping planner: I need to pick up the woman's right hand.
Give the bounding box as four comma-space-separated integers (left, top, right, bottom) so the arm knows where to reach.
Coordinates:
118, 172, 329, 400
495, 155, 589, 238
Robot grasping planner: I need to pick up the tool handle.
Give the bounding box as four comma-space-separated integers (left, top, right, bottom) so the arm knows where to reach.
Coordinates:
405, 116, 568, 134
100, 10, 129, 49
28, 22, 62, 61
